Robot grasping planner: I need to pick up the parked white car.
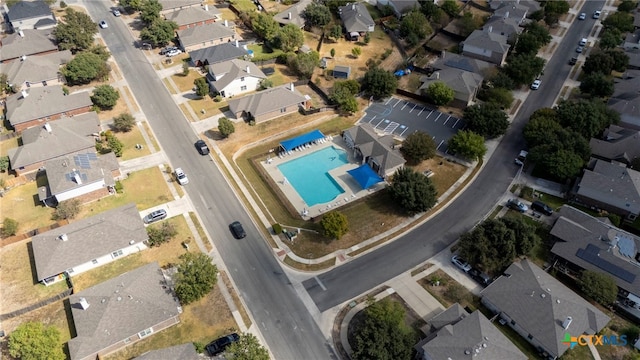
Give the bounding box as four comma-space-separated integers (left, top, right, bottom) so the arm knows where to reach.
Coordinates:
175, 167, 189, 185
166, 49, 182, 57
451, 255, 472, 273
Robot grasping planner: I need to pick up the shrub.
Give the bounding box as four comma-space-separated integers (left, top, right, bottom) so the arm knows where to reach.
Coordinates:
114, 180, 124, 194
2, 218, 19, 237
90, 85, 120, 110
320, 211, 348, 240
218, 117, 235, 138
147, 222, 178, 247
53, 199, 81, 220
60, 1, 67, 7
0, 156, 9, 172
272, 223, 283, 234
112, 113, 136, 132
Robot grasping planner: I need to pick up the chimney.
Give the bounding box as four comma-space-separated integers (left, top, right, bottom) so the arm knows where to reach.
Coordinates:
21, 89, 28, 98
204, 4, 208, 11
224, 19, 228, 27
235, 39, 239, 47
18, 30, 24, 37
59, 233, 69, 241
73, 173, 82, 184
79, 297, 90, 310
288, 12, 292, 20
562, 316, 573, 330
246, 65, 250, 74
44, 123, 52, 133
289, 83, 294, 92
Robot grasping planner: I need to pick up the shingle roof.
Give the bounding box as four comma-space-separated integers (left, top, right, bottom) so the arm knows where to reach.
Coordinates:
551, 205, 640, 295
419, 68, 483, 101
481, 259, 610, 359
576, 159, 640, 215
158, 0, 201, 11
177, 22, 235, 48
8, 113, 99, 170
273, 0, 313, 27
489, 0, 540, 13
133, 343, 199, 360
7, 0, 54, 22
344, 123, 405, 175
208, 59, 266, 91
32, 203, 147, 282
420, 310, 527, 360
430, 53, 493, 75
6, 85, 93, 127
227, 83, 306, 118
45, 151, 117, 197
589, 125, 640, 163
164, 6, 220, 27
0, 50, 71, 86
464, 30, 510, 54
0, 29, 57, 62
189, 42, 248, 65
339, 3, 375, 33
428, 303, 468, 331
493, 2, 529, 21
389, 0, 419, 14
68, 262, 181, 360
484, 16, 522, 38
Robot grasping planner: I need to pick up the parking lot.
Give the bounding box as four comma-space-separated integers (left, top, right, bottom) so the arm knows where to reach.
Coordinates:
360, 97, 466, 153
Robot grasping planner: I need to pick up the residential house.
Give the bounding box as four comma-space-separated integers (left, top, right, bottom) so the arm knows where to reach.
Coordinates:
5, 85, 93, 132
376, 0, 419, 18
493, 2, 529, 24
133, 344, 199, 360
488, 0, 541, 13
550, 205, 640, 310
415, 305, 527, 360
342, 123, 406, 178
207, 59, 266, 98
176, 20, 237, 52
608, 69, 640, 129
274, 0, 313, 28
429, 52, 494, 76
0, 50, 72, 90
628, 48, 640, 70
32, 203, 147, 286
483, 16, 522, 43
227, 83, 309, 123
38, 151, 120, 205
624, 29, 640, 50
419, 68, 483, 107
8, 113, 100, 176
189, 41, 248, 67
67, 262, 181, 360
462, 29, 510, 66
158, 0, 201, 14
481, 259, 610, 359
339, 3, 375, 40
6, 0, 56, 31
163, 5, 221, 30
590, 124, 640, 164
332, 65, 351, 79
571, 159, 640, 220
635, 9, 640, 29
0, 29, 58, 63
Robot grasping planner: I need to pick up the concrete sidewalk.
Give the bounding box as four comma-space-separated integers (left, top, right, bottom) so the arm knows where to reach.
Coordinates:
387, 273, 445, 320
119, 152, 167, 174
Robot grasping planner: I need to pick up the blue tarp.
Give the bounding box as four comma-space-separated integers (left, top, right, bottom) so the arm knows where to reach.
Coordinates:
347, 164, 384, 190
280, 130, 325, 152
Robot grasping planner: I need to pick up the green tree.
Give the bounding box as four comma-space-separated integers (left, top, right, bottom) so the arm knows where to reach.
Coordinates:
351, 298, 417, 360
182, 61, 190, 76
599, 28, 623, 49
147, 222, 178, 247
603, 11, 635, 32
174, 252, 218, 305
534, 147, 585, 181
8, 322, 65, 360
362, 67, 398, 100
113, 113, 136, 132
440, 0, 460, 17
62, 52, 110, 85
53, 8, 98, 53
463, 103, 509, 139
329, 80, 360, 113
399, 11, 432, 46
140, 0, 162, 24
120, 0, 146, 11
618, 0, 638, 12
87, 44, 112, 61
105, 131, 124, 157
503, 53, 546, 85
259, 78, 274, 90
457, 219, 521, 274
581, 270, 618, 305
580, 73, 614, 98
555, 99, 619, 139
320, 211, 349, 240
479, 87, 514, 109
388, 167, 438, 215
330, 48, 336, 58
274, 24, 304, 52
303, 3, 331, 28
91, 85, 120, 110
500, 217, 540, 255
2, 217, 19, 237
544, 0, 570, 15
140, 19, 178, 47
447, 130, 486, 161
327, 24, 343, 42
525, 22, 552, 47
0, 155, 9, 172
489, 71, 515, 90
252, 12, 280, 42
583, 51, 615, 75
226, 333, 270, 360
515, 32, 543, 54
459, 11, 479, 37
400, 131, 436, 165
218, 117, 235, 138
351, 46, 362, 58
425, 81, 454, 106
194, 77, 209, 97
607, 49, 630, 72
288, 51, 319, 79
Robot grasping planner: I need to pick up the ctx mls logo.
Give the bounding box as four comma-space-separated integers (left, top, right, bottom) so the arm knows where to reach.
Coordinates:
562, 333, 627, 349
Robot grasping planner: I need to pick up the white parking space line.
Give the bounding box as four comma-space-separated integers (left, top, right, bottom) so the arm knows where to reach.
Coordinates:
385, 98, 393, 105
401, 102, 408, 110
437, 140, 445, 150
369, 115, 377, 123
434, 113, 443, 122
452, 119, 461, 128
443, 116, 451, 126
418, 108, 424, 116
426, 110, 433, 118
383, 122, 399, 133
376, 118, 387, 128
398, 125, 409, 136
314, 276, 327, 291
409, 104, 417, 113
393, 99, 401, 107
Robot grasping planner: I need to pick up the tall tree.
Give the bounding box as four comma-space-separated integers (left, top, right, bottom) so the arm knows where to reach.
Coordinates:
174, 252, 218, 305
503, 53, 545, 85
303, 3, 331, 28
362, 67, 398, 100
400, 131, 436, 165
602, 11, 635, 32
320, 211, 349, 240
463, 103, 509, 139
140, 0, 162, 24
399, 11, 432, 46
194, 77, 209, 97
8, 322, 65, 360
425, 81, 455, 106
218, 117, 235, 138
447, 130, 487, 161
582, 51, 615, 75
288, 51, 319, 79
252, 12, 280, 42
226, 333, 270, 360
140, 19, 178, 47
62, 52, 110, 85
581, 270, 618, 305
274, 24, 304, 52
555, 99, 619, 139
580, 73, 614, 98
113, 113, 136, 132
53, 8, 98, 53
388, 167, 438, 215
599, 28, 623, 49
91, 85, 120, 110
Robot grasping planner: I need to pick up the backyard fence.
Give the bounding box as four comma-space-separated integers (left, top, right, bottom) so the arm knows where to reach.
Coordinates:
0, 288, 73, 320
1, 220, 70, 248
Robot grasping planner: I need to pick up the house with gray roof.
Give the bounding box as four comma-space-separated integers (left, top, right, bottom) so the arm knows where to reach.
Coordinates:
8, 113, 100, 176
481, 259, 610, 359
163, 5, 221, 30
0, 50, 72, 90
493, 2, 529, 24
430, 52, 494, 76
207, 59, 266, 98
624, 29, 640, 50
339, 2, 375, 40
189, 41, 248, 67
39, 151, 120, 204
571, 159, 640, 220
483, 16, 522, 42
6, 0, 56, 31
628, 48, 640, 70
419, 68, 483, 107
376, 0, 419, 18
133, 343, 199, 360
274, 0, 313, 28
608, 69, 640, 130
158, 0, 201, 14
68, 262, 181, 360
590, 125, 640, 165
342, 123, 406, 177
5, 85, 93, 132
177, 21, 237, 52
227, 83, 309, 123
0, 29, 58, 63
462, 29, 511, 66
32, 203, 147, 285
488, 0, 540, 13
415, 307, 527, 360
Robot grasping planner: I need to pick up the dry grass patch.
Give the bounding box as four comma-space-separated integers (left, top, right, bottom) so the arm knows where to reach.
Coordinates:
397, 72, 423, 93
170, 71, 202, 93
116, 126, 152, 160
0, 300, 73, 343
412, 157, 467, 196
1, 181, 56, 231
219, 271, 251, 327
188, 98, 229, 120
418, 269, 473, 309
283, 255, 336, 271
122, 86, 139, 112
163, 78, 177, 94
141, 121, 160, 151
97, 91, 128, 121
426, 33, 459, 52
179, 103, 197, 122
188, 212, 212, 253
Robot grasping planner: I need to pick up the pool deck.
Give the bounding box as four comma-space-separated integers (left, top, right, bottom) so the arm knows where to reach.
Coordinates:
259, 135, 386, 219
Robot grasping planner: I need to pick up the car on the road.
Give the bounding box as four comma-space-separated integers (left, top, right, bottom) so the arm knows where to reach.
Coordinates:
579, 38, 587, 46
531, 200, 554, 215
578, 12, 586, 20
593, 10, 601, 19
175, 167, 189, 185
229, 221, 246, 239
160, 46, 177, 55
112, 9, 121, 16
144, 209, 167, 224
206, 333, 240, 356
451, 255, 472, 272
469, 268, 493, 286
569, 56, 578, 65
514, 150, 528, 166
530, 79, 541, 90
576, 46, 584, 53
507, 199, 529, 213
99, 20, 108, 29
166, 49, 182, 57
195, 139, 210, 155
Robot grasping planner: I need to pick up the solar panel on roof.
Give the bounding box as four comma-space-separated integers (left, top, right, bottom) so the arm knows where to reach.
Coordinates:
87, 153, 97, 160
577, 244, 636, 283
73, 155, 81, 166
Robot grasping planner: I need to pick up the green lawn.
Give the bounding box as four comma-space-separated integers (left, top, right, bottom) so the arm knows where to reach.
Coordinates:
229, 0, 256, 12
247, 43, 283, 61
170, 71, 202, 93
1, 180, 56, 232
520, 186, 566, 211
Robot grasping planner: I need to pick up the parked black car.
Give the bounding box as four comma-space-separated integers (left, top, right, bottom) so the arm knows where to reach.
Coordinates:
531, 200, 553, 215
229, 221, 246, 239
469, 268, 493, 286
206, 333, 240, 356
195, 139, 210, 155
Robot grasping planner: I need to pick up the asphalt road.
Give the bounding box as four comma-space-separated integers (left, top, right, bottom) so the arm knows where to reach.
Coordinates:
304, 0, 606, 312
82, 2, 335, 359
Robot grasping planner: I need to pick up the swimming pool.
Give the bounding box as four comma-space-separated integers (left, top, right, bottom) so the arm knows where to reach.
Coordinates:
278, 146, 348, 206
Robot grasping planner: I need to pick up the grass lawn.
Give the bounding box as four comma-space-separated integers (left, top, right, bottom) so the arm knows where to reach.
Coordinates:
97, 91, 129, 122
123, 86, 139, 113
76, 167, 172, 218
1, 180, 56, 231
116, 126, 152, 160
229, 0, 256, 12
520, 186, 566, 211
0, 300, 73, 344
247, 43, 284, 61
188, 98, 229, 120
163, 78, 177, 94
179, 103, 196, 122
141, 121, 160, 151
170, 71, 202, 93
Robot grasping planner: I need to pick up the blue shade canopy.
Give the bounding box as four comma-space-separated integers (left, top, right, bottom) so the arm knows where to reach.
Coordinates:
280, 130, 325, 151
348, 164, 384, 189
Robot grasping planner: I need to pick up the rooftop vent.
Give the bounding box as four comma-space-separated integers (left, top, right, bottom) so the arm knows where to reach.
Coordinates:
21, 89, 28, 98
44, 123, 52, 133
562, 316, 573, 330
59, 233, 68, 241
18, 30, 24, 37
79, 297, 90, 310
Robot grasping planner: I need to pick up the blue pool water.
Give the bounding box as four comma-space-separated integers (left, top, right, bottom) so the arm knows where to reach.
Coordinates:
278, 146, 348, 206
